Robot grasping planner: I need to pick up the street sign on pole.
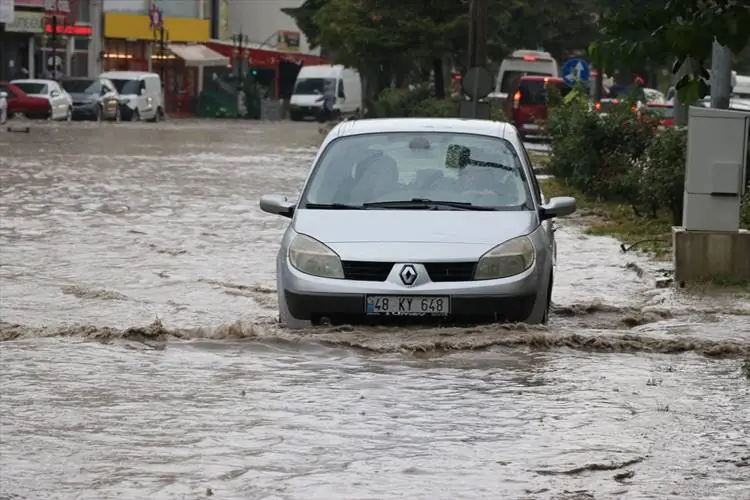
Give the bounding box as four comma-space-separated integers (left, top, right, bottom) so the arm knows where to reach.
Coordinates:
561, 58, 590, 88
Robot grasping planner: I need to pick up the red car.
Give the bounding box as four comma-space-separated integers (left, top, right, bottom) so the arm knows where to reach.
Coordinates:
0, 82, 51, 119
510, 76, 571, 139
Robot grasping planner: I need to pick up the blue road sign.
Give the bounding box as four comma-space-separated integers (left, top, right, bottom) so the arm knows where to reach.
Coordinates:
561, 58, 590, 87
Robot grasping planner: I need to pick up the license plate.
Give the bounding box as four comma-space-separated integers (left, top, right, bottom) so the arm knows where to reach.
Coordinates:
365, 295, 450, 315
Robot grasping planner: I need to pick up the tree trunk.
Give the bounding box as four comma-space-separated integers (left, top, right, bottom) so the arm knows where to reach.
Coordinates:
432, 58, 445, 99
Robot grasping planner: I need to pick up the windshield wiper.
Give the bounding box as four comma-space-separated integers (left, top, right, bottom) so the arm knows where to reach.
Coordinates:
304, 202, 365, 210
362, 198, 498, 211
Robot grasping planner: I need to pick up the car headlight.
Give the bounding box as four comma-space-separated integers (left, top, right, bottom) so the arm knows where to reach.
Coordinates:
474, 236, 535, 280
288, 234, 344, 279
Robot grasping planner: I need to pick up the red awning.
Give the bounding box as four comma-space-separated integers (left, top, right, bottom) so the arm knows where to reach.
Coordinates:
203, 41, 329, 68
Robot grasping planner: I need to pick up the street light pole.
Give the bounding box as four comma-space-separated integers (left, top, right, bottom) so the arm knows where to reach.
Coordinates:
232, 31, 249, 89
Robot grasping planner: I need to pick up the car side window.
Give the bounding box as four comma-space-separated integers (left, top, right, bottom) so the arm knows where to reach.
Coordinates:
338, 79, 345, 99
520, 143, 543, 204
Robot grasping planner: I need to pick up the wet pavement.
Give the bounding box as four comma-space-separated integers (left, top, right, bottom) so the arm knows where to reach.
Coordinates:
1, 119, 749, 499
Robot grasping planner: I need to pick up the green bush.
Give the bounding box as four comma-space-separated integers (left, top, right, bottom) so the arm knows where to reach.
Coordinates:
549, 94, 750, 230
370, 87, 507, 122
546, 91, 655, 206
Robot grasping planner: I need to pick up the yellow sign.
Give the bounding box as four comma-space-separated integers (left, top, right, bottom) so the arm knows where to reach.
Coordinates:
277, 30, 300, 52
104, 12, 209, 42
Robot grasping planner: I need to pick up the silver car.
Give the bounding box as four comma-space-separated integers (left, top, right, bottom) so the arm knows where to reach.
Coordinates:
260, 118, 576, 328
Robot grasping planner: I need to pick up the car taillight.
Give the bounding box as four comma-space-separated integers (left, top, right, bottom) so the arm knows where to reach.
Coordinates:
522, 55, 537, 61
512, 90, 521, 109
595, 102, 601, 111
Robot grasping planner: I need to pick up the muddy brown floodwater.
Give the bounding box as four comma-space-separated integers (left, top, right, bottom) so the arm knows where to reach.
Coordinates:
1, 120, 749, 500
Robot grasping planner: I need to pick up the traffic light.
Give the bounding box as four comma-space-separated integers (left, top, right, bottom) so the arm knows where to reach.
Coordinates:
251, 69, 258, 76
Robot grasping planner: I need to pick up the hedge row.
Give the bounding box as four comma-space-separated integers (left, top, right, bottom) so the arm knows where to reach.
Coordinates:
369, 87, 507, 122
546, 92, 750, 228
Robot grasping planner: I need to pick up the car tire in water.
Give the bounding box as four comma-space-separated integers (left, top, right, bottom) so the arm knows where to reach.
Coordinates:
289, 111, 303, 122
66, 107, 72, 122
525, 272, 553, 325
115, 106, 121, 122
95, 105, 102, 122
131, 109, 140, 122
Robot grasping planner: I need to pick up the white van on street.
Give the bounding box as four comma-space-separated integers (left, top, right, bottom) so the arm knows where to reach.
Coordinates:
289, 64, 362, 121
494, 50, 559, 99
100, 71, 164, 122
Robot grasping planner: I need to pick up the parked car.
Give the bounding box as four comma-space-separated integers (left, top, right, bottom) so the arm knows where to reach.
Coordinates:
9, 78, 72, 121
510, 75, 572, 140
61, 77, 123, 121
0, 81, 53, 120
0, 89, 6, 124
259, 118, 577, 328
99, 71, 164, 122
640, 102, 674, 129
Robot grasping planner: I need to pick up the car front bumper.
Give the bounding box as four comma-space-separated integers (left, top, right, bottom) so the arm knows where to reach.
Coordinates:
72, 103, 97, 119
281, 260, 544, 325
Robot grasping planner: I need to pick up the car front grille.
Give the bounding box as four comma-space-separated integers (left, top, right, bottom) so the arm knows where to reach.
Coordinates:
423, 262, 476, 282
340, 261, 477, 282
342, 261, 394, 281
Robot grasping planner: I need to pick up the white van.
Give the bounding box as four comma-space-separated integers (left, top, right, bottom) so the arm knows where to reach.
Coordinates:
100, 71, 164, 122
733, 74, 750, 99
289, 64, 362, 121
495, 50, 559, 98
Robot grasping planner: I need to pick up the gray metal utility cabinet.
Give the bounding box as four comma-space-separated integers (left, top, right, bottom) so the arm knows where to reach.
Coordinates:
683, 106, 749, 232
673, 106, 750, 284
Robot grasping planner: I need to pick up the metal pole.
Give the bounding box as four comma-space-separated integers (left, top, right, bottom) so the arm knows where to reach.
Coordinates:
710, 40, 732, 110
467, 0, 477, 69
474, 0, 488, 68
239, 32, 244, 89
160, 26, 165, 84
51, 16, 57, 79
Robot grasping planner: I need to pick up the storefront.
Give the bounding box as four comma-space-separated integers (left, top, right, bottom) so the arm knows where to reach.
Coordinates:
102, 12, 211, 113
203, 40, 329, 101
3, 9, 44, 79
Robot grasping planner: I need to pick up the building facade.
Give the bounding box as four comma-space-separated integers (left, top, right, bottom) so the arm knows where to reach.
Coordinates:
1, 0, 93, 80
225, 0, 318, 56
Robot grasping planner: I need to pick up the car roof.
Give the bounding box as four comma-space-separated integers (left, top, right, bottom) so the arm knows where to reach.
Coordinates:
11, 79, 56, 84
520, 76, 564, 82
329, 118, 512, 142
100, 71, 158, 79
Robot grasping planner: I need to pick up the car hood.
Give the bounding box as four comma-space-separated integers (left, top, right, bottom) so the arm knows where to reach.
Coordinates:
292, 209, 538, 261
290, 94, 322, 106
69, 92, 96, 102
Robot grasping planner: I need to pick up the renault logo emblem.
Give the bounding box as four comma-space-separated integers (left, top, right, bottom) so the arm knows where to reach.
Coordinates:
399, 264, 418, 285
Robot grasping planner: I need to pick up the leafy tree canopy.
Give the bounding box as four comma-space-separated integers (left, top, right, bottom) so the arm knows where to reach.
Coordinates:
592, 0, 750, 101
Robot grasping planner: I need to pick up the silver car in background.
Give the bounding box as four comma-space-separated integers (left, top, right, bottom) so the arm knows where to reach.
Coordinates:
260, 118, 576, 328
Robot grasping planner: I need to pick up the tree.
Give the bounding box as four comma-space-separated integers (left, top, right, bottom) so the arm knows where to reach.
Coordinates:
592, 0, 750, 101
281, 0, 328, 50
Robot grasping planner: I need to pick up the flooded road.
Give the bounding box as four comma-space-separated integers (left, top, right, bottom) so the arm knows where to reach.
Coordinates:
1, 120, 749, 499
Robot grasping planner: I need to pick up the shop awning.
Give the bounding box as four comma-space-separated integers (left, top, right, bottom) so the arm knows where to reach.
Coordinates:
168, 44, 229, 67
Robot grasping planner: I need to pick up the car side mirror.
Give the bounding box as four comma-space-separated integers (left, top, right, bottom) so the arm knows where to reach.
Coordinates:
50, 90, 59, 97
540, 196, 576, 220
140, 88, 146, 95
0, 92, 7, 99
259, 194, 296, 218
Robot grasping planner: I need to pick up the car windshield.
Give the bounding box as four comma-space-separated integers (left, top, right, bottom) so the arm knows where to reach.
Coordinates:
645, 105, 674, 118
518, 80, 571, 105
293, 78, 336, 95
109, 78, 141, 95
61, 79, 100, 94
300, 132, 532, 210
499, 71, 551, 94
14, 82, 48, 95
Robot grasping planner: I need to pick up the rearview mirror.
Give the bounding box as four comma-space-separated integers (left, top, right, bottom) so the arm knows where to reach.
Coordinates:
540, 196, 576, 220
260, 194, 296, 218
